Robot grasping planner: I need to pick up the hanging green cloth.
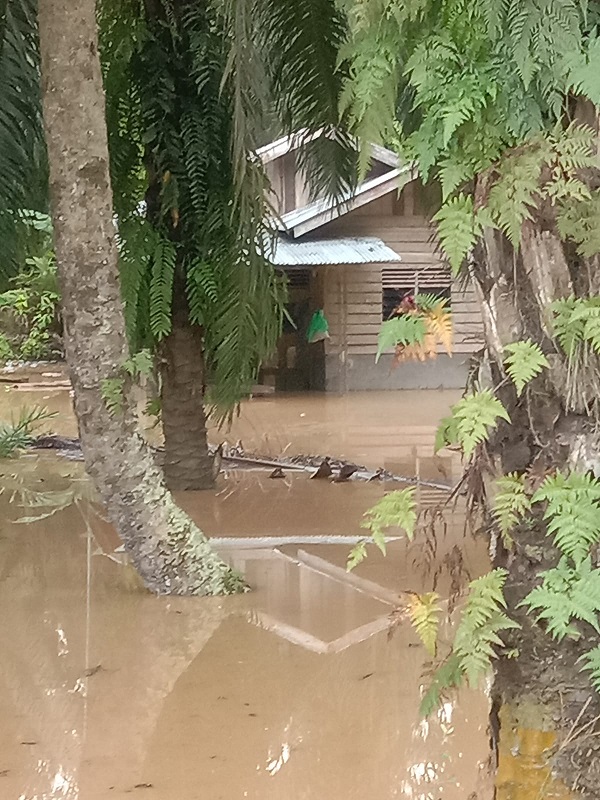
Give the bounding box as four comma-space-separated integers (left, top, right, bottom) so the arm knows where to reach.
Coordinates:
306, 309, 330, 343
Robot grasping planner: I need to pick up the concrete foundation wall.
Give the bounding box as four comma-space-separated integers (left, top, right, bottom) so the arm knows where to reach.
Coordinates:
324, 353, 472, 392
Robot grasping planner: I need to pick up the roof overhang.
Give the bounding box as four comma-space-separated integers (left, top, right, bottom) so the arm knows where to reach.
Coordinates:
275, 164, 415, 238
256, 130, 400, 169
269, 236, 402, 267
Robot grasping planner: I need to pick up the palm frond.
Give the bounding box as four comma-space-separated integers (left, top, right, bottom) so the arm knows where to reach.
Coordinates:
0, 0, 48, 286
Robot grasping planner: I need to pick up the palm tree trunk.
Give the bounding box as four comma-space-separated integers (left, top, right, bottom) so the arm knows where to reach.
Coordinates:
37, 0, 241, 595
470, 218, 600, 795
160, 313, 215, 490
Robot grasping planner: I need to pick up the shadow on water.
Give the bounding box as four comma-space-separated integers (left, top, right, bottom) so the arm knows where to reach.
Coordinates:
0, 379, 504, 798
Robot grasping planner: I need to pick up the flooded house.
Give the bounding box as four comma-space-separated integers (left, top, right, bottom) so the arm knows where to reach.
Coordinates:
258, 134, 484, 392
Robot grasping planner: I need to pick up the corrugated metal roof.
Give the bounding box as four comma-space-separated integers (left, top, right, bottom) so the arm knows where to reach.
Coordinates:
269, 236, 402, 266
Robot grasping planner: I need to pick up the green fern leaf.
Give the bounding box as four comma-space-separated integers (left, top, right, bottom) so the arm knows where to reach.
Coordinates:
451, 390, 510, 459
492, 473, 531, 549
503, 340, 549, 396
579, 645, 600, 693
434, 414, 459, 453
346, 540, 367, 572
565, 35, 600, 105
100, 377, 125, 415
409, 592, 442, 657
376, 315, 427, 362
487, 149, 542, 247
419, 653, 464, 718
361, 488, 417, 553
522, 557, 600, 641
453, 568, 519, 687
433, 194, 480, 274
149, 237, 176, 341
532, 472, 600, 564
551, 297, 586, 357
123, 348, 153, 377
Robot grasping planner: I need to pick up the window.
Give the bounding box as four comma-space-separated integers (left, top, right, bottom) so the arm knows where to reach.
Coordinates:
382, 286, 451, 320
382, 266, 452, 319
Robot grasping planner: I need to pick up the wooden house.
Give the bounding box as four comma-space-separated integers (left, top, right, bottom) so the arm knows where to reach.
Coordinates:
258, 134, 484, 392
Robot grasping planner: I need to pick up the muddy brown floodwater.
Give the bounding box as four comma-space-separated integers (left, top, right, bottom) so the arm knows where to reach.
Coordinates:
0, 376, 495, 799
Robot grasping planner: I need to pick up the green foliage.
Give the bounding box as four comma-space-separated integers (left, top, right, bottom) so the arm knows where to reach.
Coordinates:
551, 296, 600, 358
348, 488, 417, 570
532, 471, 600, 565
579, 646, 600, 693
434, 413, 460, 453
408, 592, 442, 657
123, 348, 153, 378
361, 488, 417, 553
338, 0, 600, 271
376, 315, 427, 362
557, 192, 600, 258
148, 237, 176, 342
100, 377, 125, 416
522, 557, 600, 641
0, 243, 61, 360
103, 0, 293, 413
0, 406, 57, 458
419, 653, 464, 718
452, 569, 518, 688
346, 540, 367, 571
564, 34, 600, 105
432, 194, 480, 274
492, 473, 531, 549
503, 340, 549, 396
436, 390, 510, 458
0, 0, 48, 284
0, 331, 12, 361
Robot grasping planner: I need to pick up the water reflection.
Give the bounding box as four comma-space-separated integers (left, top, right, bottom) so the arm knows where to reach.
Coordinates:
0, 385, 493, 799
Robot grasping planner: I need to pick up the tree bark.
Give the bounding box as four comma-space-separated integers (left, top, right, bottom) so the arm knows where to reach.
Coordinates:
469, 216, 600, 794
160, 314, 215, 490
37, 0, 241, 595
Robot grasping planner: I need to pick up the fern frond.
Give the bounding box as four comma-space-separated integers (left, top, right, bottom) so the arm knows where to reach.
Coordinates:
450, 390, 510, 458
487, 149, 543, 246
522, 557, 600, 641
532, 471, 600, 564
435, 414, 460, 453
492, 473, 531, 549
503, 340, 549, 396
551, 297, 586, 357
148, 236, 176, 341
100, 378, 125, 416
346, 540, 367, 572
123, 348, 153, 378
361, 488, 417, 554
579, 645, 600, 693
409, 592, 442, 657
433, 194, 481, 274
419, 653, 464, 718
453, 568, 519, 687
565, 34, 600, 105
376, 315, 427, 362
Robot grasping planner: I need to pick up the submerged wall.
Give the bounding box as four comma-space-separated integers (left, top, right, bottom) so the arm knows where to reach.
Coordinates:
324, 352, 472, 392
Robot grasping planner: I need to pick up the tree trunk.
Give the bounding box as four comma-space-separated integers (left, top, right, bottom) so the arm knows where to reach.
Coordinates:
37, 0, 242, 595
160, 314, 215, 490
469, 214, 600, 794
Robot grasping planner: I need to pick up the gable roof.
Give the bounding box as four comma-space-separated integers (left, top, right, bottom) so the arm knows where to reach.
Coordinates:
276, 164, 415, 238
256, 131, 400, 169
